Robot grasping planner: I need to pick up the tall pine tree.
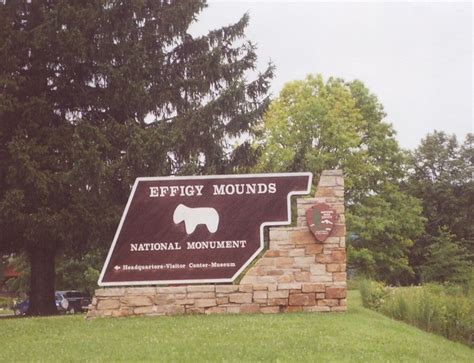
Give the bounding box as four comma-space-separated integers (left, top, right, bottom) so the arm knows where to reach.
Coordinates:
0, 0, 273, 315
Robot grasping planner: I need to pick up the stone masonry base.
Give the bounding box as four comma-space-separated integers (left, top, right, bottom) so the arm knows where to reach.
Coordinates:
87, 170, 346, 318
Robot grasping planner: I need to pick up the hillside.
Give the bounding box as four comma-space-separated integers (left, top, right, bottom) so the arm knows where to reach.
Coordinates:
0, 291, 472, 362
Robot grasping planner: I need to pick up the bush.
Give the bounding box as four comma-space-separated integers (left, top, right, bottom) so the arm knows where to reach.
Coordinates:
360, 281, 474, 347
359, 279, 388, 311
0, 296, 14, 309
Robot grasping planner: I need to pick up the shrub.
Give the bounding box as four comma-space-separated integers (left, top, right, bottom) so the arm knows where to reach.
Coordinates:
0, 296, 14, 309
361, 281, 474, 347
359, 279, 388, 311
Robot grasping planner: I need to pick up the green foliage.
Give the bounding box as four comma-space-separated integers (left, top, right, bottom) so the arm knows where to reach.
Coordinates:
420, 228, 472, 284
349, 183, 425, 284
255, 74, 424, 284
405, 131, 473, 283
0, 296, 14, 309
0, 1, 272, 314
5, 254, 30, 295
255, 74, 404, 204
55, 250, 104, 294
359, 279, 389, 311
361, 281, 474, 347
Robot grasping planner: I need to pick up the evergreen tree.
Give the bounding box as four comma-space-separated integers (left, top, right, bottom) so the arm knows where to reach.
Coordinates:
420, 228, 472, 284
405, 131, 473, 282
0, 0, 272, 315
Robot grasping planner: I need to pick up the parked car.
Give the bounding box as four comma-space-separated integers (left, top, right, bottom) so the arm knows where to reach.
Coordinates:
12, 290, 91, 315
13, 299, 29, 316
56, 290, 91, 313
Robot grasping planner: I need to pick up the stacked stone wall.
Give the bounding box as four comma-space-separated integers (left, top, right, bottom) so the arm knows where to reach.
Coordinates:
87, 170, 346, 318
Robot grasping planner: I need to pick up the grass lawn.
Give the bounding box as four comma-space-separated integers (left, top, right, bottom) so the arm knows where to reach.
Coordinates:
0, 291, 472, 362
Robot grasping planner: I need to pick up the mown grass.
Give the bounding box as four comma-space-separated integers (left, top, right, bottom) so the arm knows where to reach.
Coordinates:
0, 291, 472, 362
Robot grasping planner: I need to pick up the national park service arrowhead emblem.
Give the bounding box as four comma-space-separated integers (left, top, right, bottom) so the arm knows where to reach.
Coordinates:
306, 203, 338, 242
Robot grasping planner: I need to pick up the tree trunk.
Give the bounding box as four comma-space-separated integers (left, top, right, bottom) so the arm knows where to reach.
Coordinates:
27, 246, 57, 316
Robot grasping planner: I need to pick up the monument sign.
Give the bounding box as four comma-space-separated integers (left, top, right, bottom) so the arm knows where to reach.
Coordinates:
98, 173, 312, 286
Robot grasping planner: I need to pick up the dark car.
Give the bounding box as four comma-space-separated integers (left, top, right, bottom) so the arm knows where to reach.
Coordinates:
56, 290, 91, 313
13, 299, 29, 316
12, 290, 90, 315
13, 294, 66, 315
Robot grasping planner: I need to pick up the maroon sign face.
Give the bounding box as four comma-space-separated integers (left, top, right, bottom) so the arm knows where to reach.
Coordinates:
98, 173, 312, 286
306, 203, 337, 242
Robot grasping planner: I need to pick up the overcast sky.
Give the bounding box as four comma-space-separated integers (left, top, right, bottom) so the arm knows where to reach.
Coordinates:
190, 1, 473, 150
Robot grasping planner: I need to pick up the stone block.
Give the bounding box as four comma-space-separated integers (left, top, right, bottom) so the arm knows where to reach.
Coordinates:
253, 284, 270, 291
97, 299, 120, 310
289, 248, 306, 257
310, 274, 333, 283
291, 231, 314, 245
332, 224, 345, 237
294, 271, 311, 282
269, 229, 289, 241
95, 288, 125, 297
326, 287, 346, 299
296, 217, 307, 227
253, 291, 268, 300
339, 238, 346, 248
256, 258, 275, 267
216, 297, 229, 305
330, 250, 346, 263
275, 257, 294, 268
277, 275, 295, 283
215, 285, 239, 293
240, 304, 260, 314
302, 283, 325, 293
195, 299, 217, 308
156, 286, 187, 294
278, 283, 301, 290
326, 264, 346, 272
121, 295, 153, 307
305, 244, 324, 255
238, 284, 253, 293
318, 176, 336, 187
187, 285, 215, 293
133, 306, 156, 315
315, 187, 336, 197
268, 290, 289, 299
155, 295, 177, 305
186, 307, 205, 314
175, 299, 196, 305
310, 264, 326, 275
187, 292, 215, 299
333, 272, 347, 281
228, 293, 252, 304
316, 293, 326, 299
267, 298, 288, 306
265, 250, 280, 257
294, 256, 315, 268
318, 299, 340, 307
289, 293, 316, 306
125, 287, 156, 295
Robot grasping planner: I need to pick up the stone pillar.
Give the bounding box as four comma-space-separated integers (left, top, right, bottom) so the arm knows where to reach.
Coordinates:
87, 170, 346, 318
